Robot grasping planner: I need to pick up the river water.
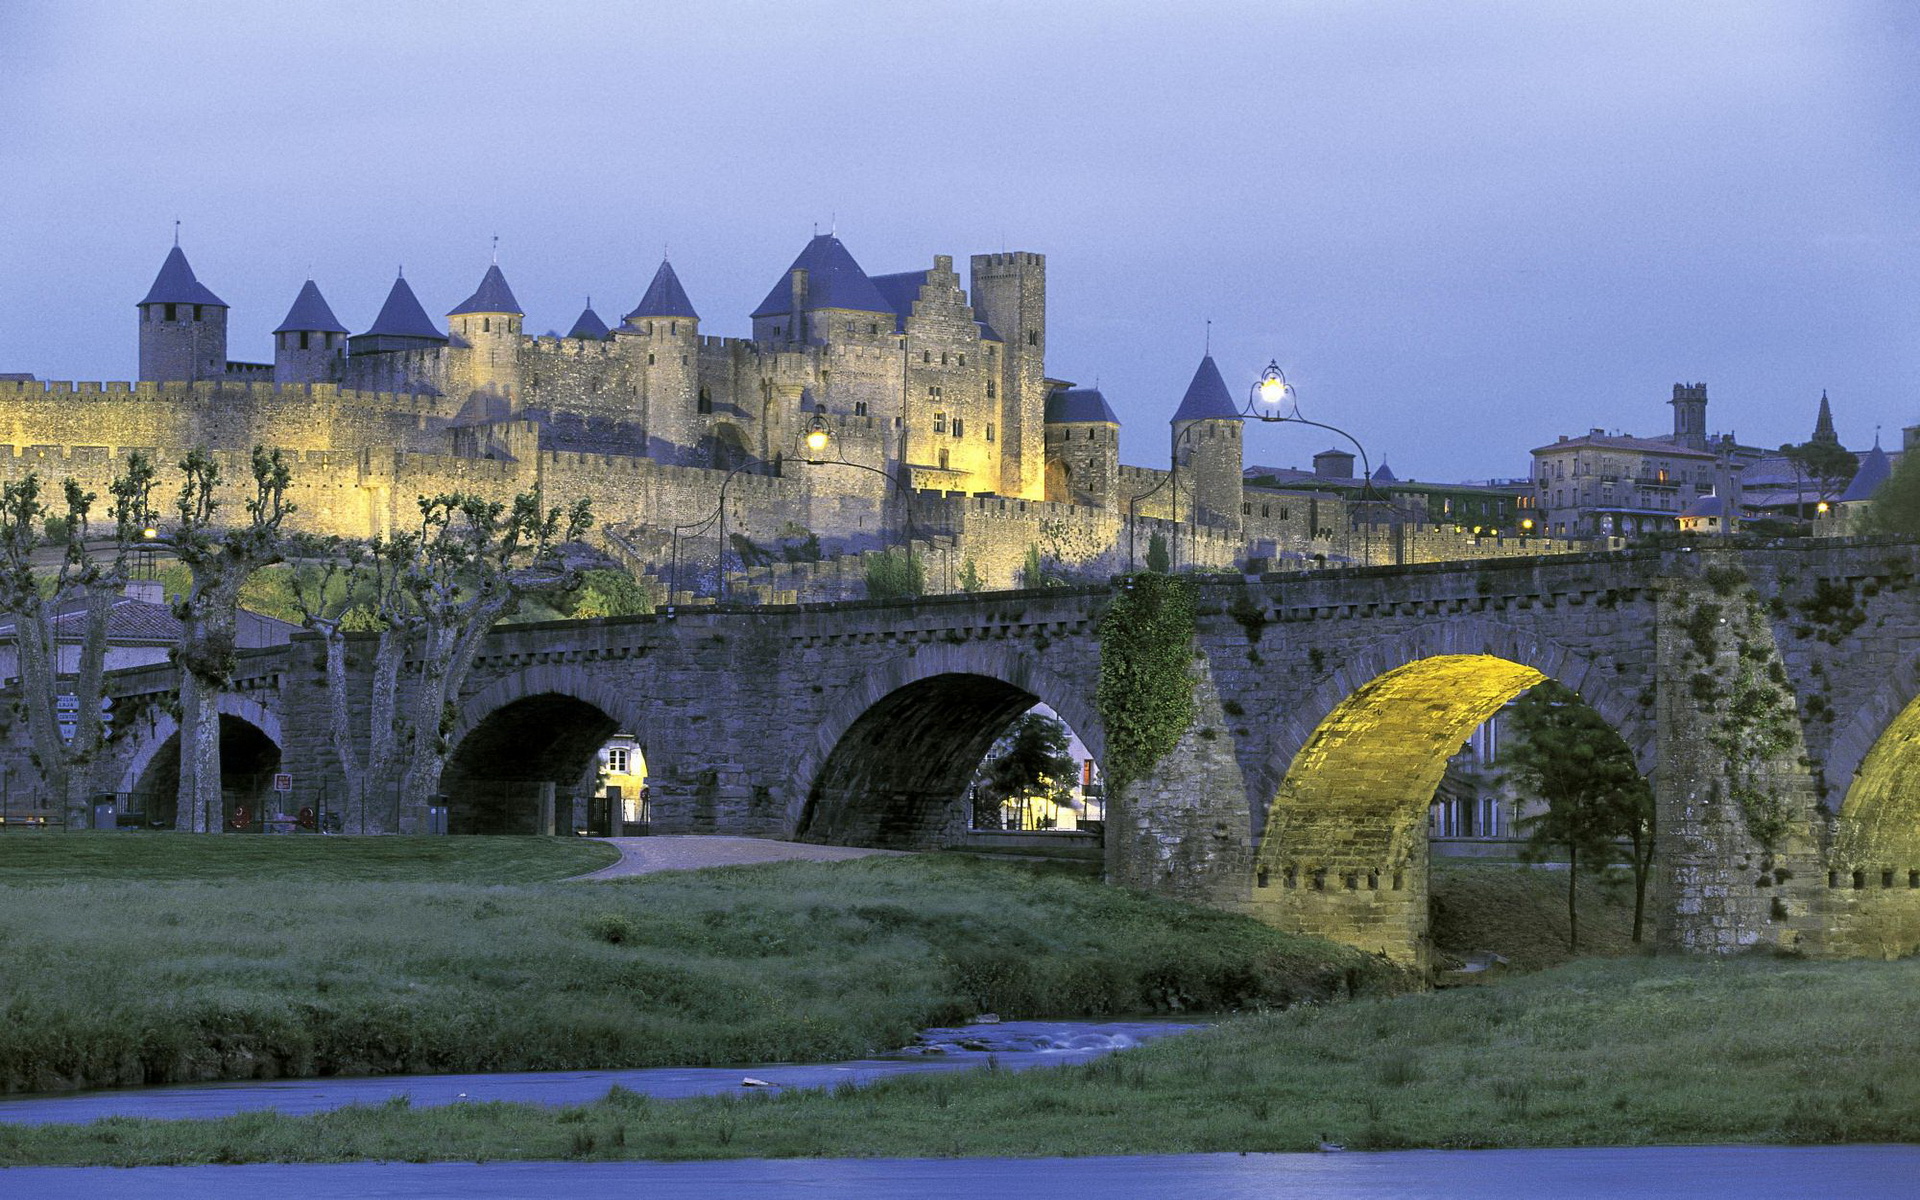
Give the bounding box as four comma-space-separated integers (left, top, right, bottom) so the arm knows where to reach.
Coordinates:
0, 1018, 1204, 1126
5, 1146, 1915, 1198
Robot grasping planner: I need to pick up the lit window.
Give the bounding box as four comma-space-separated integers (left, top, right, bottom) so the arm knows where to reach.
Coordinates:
606, 747, 629, 774
934, 412, 947, 433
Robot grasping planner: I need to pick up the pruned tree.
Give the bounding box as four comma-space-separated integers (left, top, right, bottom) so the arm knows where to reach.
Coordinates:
1501, 680, 1656, 947
167, 446, 294, 832
0, 454, 158, 826
393, 491, 592, 829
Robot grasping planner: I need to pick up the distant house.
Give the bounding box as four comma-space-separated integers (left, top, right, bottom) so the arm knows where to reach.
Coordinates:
0, 583, 297, 684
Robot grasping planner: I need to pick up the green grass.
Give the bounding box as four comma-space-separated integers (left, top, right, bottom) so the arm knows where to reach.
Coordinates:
1430, 861, 1640, 969
0, 832, 619, 885
4, 954, 1916, 1165
0, 854, 1399, 1095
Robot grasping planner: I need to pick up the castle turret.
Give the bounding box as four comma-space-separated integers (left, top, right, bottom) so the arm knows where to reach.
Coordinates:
970, 252, 1047, 499
618, 258, 701, 461
137, 243, 228, 382
1670, 382, 1708, 450
349, 271, 448, 356
1044, 386, 1121, 506
566, 299, 610, 341
750, 234, 894, 345
449, 263, 525, 412
1170, 354, 1244, 535
272, 279, 348, 384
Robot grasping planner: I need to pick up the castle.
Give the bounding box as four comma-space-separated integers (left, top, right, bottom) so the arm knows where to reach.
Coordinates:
3, 235, 1582, 598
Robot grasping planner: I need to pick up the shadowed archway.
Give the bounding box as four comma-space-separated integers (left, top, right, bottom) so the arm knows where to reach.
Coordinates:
127, 714, 282, 830
443, 693, 623, 834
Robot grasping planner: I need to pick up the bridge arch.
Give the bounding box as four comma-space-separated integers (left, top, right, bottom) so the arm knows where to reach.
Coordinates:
1249, 619, 1649, 963
1818, 656, 1920, 956
791, 644, 1102, 848
445, 666, 653, 835
114, 693, 285, 828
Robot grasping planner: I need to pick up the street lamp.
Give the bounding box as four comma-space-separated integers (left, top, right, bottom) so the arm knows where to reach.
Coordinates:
802, 415, 922, 594
1238, 360, 1398, 566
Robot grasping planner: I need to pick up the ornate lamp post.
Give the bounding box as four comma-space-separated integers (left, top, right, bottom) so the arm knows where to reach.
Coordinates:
1238, 360, 1395, 566
802, 415, 922, 594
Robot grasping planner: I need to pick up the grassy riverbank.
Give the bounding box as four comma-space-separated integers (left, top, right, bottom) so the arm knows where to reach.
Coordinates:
0, 832, 618, 885
0, 850, 1400, 1095
6, 953, 1915, 1165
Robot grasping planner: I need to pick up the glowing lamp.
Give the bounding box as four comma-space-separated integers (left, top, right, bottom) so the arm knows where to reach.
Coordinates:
142, 526, 158, 540
803, 416, 831, 457
1250, 360, 1291, 419
1521, 518, 1535, 532
1816, 501, 1830, 515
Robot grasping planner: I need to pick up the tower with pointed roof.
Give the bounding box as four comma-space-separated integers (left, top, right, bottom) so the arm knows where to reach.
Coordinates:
137, 243, 228, 382
449, 262, 525, 411
969, 252, 1047, 499
1812, 390, 1839, 447
1044, 386, 1122, 507
615, 257, 702, 462
750, 234, 896, 347
273, 279, 348, 384
1171, 354, 1245, 536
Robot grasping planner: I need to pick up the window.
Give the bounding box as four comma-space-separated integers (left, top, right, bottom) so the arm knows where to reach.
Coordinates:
1243, 503, 1252, 515
941, 352, 948, 365
869, 323, 878, 334
299, 331, 310, 350
483, 318, 491, 333
697, 387, 712, 414
164, 303, 177, 321
923, 350, 932, 363
987, 423, 995, 443
606, 747, 630, 774
986, 380, 996, 399
952, 418, 964, 438
854, 400, 868, 416
933, 412, 947, 433
193, 305, 202, 320
958, 354, 966, 366
939, 448, 950, 469
648, 352, 656, 366
1027, 330, 1037, 346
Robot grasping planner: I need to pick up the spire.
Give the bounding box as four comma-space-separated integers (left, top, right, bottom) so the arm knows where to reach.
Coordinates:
138, 244, 226, 308
1171, 354, 1242, 424
449, 263, 523, 316
567, 301, 611, 341
624, 259, 699, 322
273, 280, 349, 335
1372, 461, 1397, 483
750, 234, 892, 318
362, 273, 446, 340
1812, 389, 1839, 447
1840, 441, 1891, 504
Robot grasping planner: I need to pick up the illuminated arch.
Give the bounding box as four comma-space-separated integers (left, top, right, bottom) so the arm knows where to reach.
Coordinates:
1826, 658, 1920, 873
791, 644, 1101, 847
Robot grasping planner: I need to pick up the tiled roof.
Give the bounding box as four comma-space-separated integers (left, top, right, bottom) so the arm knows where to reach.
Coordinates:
362, 275, 447, 340
624, 259, 699, 322
1531, 432, 1717, 459
1171, 355, 1242, 423
1045, 387, 1120, 424
567, 304, 610, 340
0, 595, 179, 643
138, 245, 226, 308
1681, 494, 1725, 519
273, 280, 349, 335
449, 264, 523, 316
751, 235, 893, 318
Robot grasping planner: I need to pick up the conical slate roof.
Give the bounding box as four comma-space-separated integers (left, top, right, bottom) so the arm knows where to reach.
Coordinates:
449, 263, 523, 316
625, 260, 699, 322
363, 274, 446, 340
751, 235, 892, 318
567, 303, 610, 340
1045, 387, 1120, 425
1840, 441, 1891, 503
138, 245, 226, 308
1372, 461, 1397, 483
1171, 355, 1242, 423
273, 280, 349, 335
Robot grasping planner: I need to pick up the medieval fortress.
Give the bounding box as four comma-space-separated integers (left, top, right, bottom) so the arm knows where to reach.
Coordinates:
2, 236, 1579, 597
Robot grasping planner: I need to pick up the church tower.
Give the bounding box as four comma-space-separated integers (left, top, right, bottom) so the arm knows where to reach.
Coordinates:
137, 242, 228, 382
1171, 354, 1244, 536
1670, 382, 1708, 450
1812, 390, 1839, 447
449, 262, 524, 414
272, 279, 348, 384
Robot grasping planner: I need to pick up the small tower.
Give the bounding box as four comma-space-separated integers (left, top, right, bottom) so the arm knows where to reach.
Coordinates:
1044, 386, 1121, 506
566, 299, 610, 341
1171, 354, 1245, 534
750, 234, 893, 345
449, 262, 525, 411
1812, 390, 1839, 447
272, 280, 348, 384
618, 258, 701, 460
1670, 382, 1708, 451
349, 271, 448, 356
137, 242, 228, 382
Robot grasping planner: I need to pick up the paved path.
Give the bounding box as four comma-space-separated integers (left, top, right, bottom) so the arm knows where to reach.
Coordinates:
570, 835, 905, 881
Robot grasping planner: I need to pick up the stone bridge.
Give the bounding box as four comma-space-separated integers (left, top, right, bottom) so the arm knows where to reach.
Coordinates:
67, 539, 1920, 965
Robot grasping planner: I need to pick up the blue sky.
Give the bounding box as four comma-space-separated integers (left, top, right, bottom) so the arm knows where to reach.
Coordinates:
1, 1, 1914, 481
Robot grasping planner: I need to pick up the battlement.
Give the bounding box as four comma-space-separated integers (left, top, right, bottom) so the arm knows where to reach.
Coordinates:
972, 252, 1044, 269
0, 378, 446, 415
529, 334, 619, 357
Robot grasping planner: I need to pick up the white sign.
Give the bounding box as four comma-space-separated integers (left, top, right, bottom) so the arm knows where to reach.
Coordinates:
273, 773, 294, 793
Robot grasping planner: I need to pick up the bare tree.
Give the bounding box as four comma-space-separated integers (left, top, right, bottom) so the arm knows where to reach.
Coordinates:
0, 455, 158, 826
289, 490, 591, 833
167, 446, 294, 833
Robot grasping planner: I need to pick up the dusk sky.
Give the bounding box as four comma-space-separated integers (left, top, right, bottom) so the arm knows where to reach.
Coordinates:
2, 1, 1914, 482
